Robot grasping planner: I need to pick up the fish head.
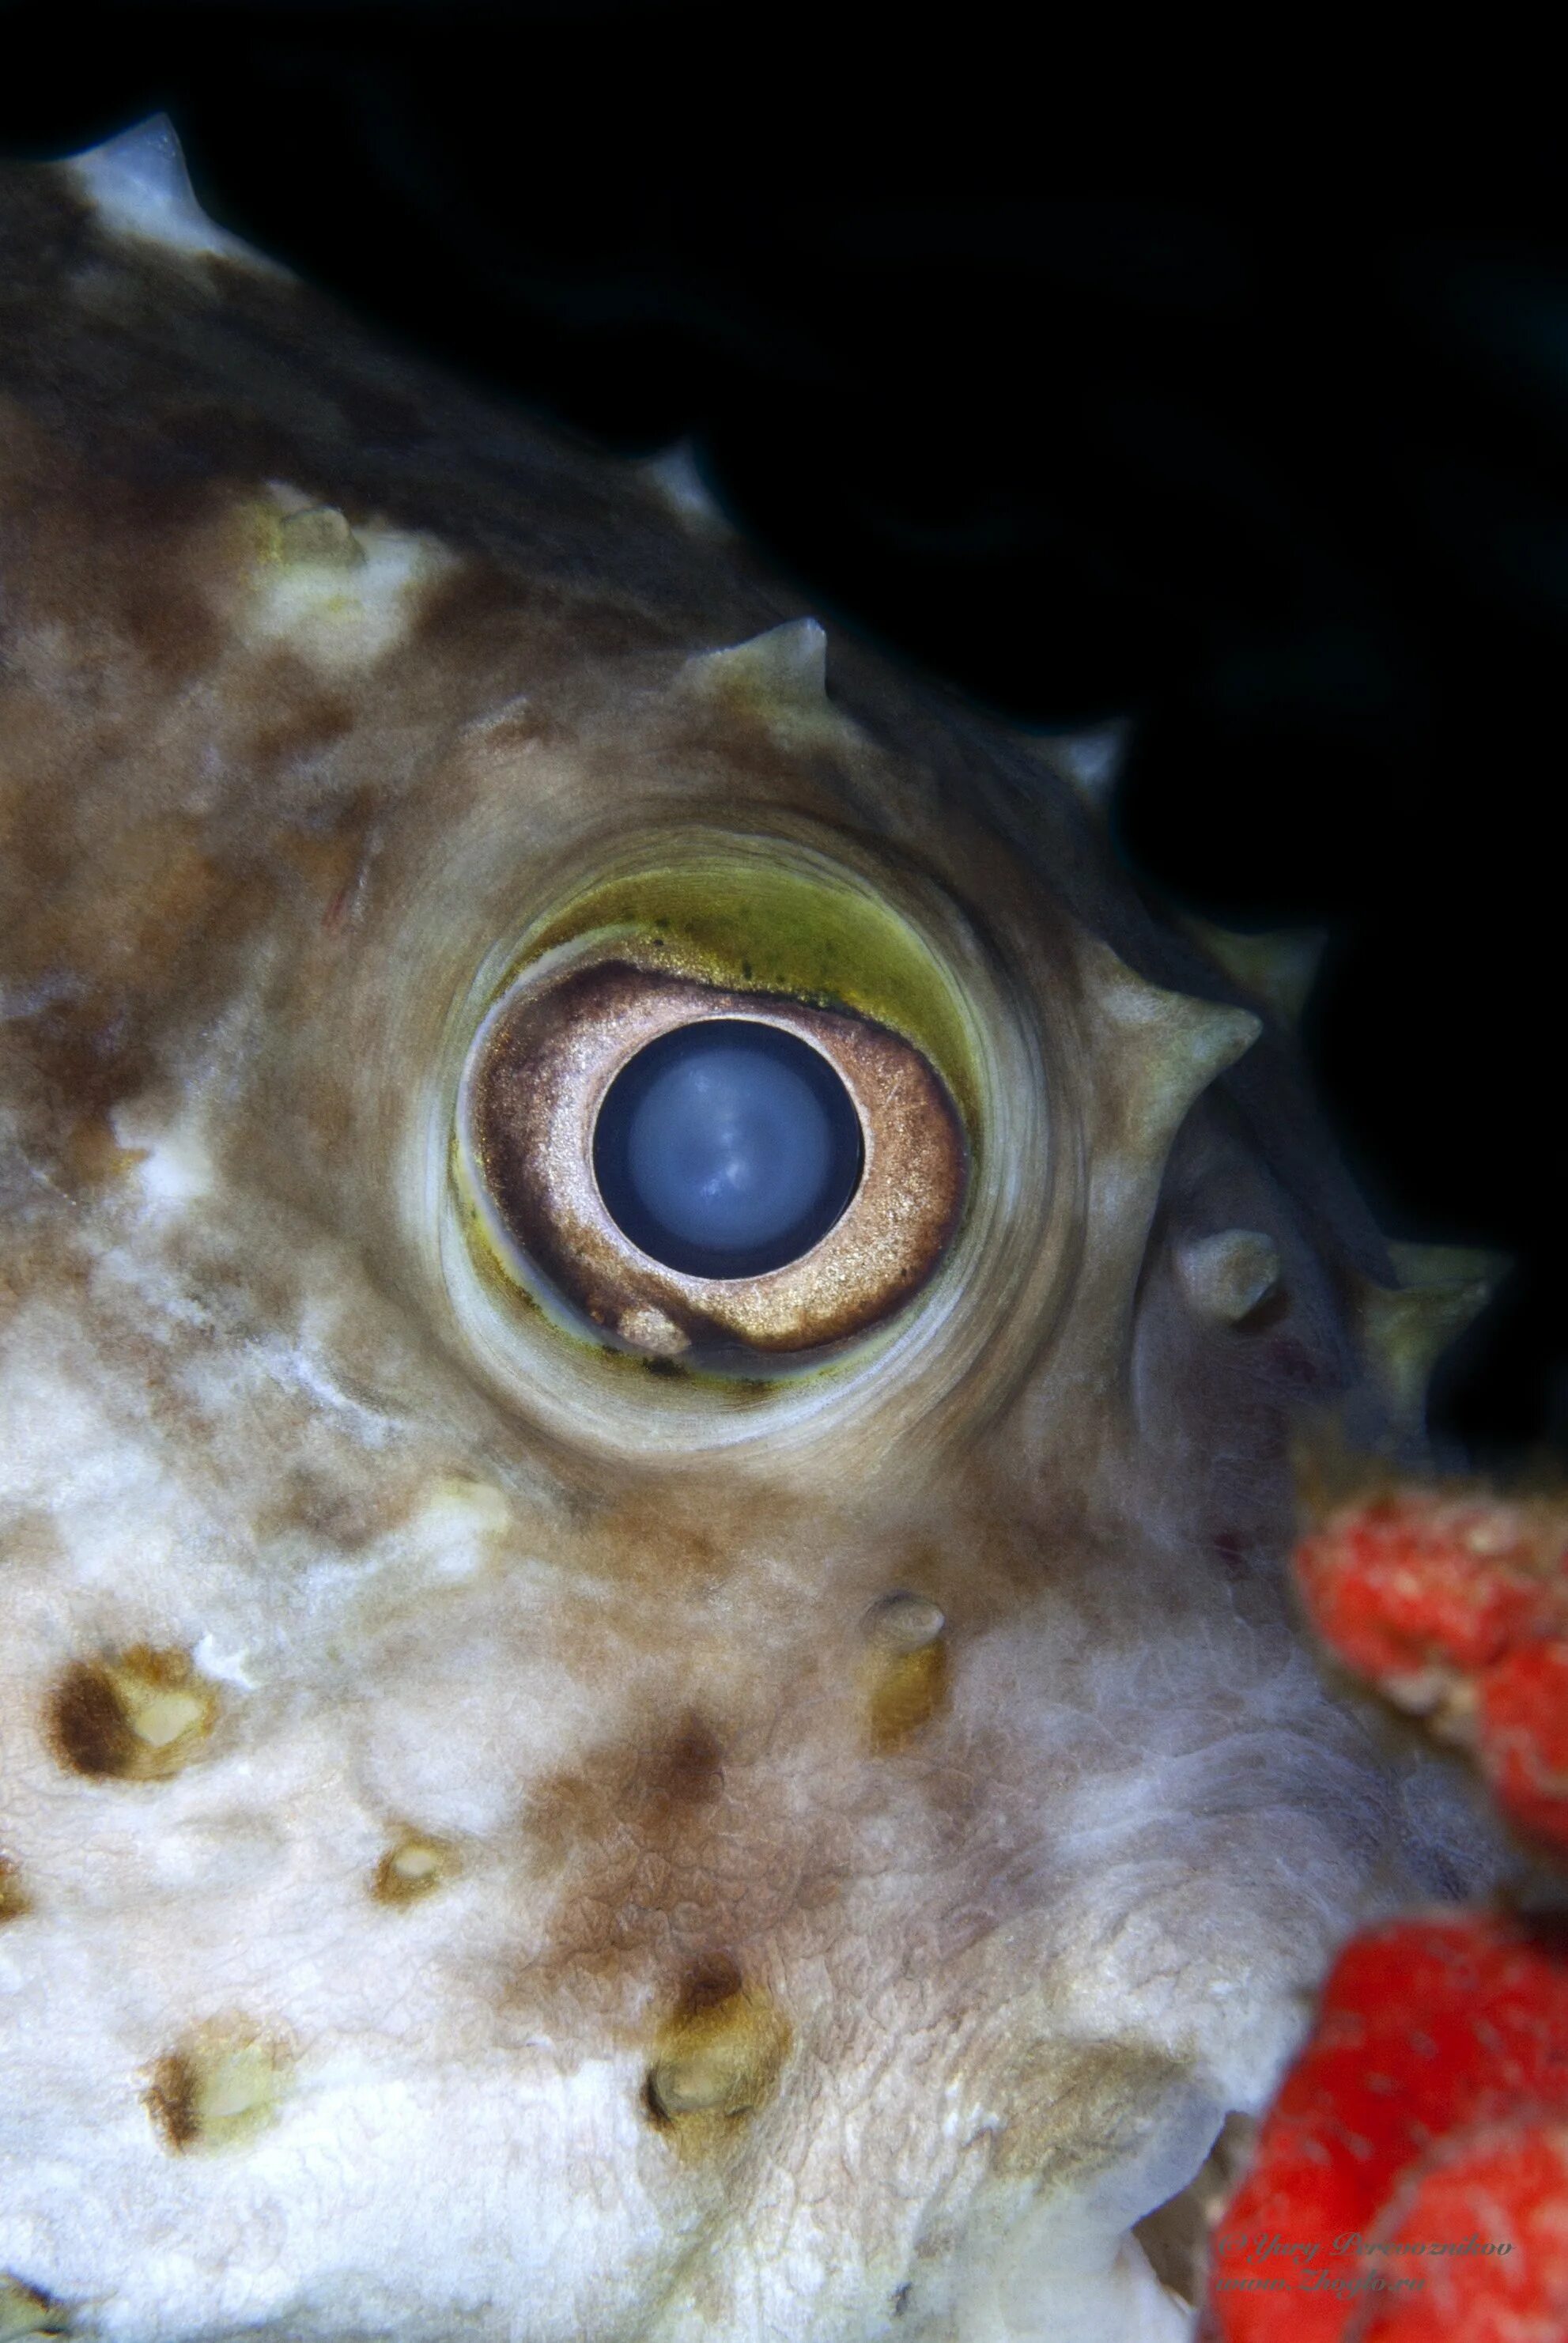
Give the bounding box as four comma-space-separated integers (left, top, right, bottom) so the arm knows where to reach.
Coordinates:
0, 124, 1510, 2343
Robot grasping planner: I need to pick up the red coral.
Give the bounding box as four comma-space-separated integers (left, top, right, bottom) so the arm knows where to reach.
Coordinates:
1293, 1488, 1568, 1856
1204, 1917, 1568, 2342
1348, 2118, 1568, 2341
1203, 1489, 1568, 2338
1475, 1642, 1568, 1857
1294, 1494, 1565, 1690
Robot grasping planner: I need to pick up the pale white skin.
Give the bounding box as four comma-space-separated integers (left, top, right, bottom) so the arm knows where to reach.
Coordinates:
0, 122, 1507, 2343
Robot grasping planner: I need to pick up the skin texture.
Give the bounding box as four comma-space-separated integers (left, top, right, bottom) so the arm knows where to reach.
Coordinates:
0, 130, 1517, 2343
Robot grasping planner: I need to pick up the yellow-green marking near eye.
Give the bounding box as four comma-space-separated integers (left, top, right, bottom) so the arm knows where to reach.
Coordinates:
518, 860, 981, 1137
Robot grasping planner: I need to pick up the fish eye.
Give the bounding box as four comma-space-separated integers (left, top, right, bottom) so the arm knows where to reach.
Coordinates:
459, 954, 967, 1370
437, 832, 1065, 1450
591, 1018, 865, 1281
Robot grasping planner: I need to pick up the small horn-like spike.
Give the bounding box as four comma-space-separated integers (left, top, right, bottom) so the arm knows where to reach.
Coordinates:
689, 617, 826, 701
1181, 916, 1328, 1027
65, 113, 261, 266
1358, 1242, 1509, 1425
1097, 963, 1263, 1158
1041, 719, 1132, 818
638, 440, 730, 534
1176, 1228, 1283, 1323
682, 618, 857, 748
1037, 942, 1261, 1427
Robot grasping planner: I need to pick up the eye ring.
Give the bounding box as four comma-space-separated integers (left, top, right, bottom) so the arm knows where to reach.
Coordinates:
459, 958, 967, 1364
425, 821, 1068, 1461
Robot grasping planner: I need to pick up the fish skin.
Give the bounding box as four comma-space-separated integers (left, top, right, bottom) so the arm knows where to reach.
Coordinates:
0, 136, 1508, 2343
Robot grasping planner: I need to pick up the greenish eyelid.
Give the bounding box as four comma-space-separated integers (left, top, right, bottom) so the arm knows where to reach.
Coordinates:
516, 865, 981, 1136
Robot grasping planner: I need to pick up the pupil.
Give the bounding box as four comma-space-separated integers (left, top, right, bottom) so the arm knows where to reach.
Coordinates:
592, 1018, 865, 1279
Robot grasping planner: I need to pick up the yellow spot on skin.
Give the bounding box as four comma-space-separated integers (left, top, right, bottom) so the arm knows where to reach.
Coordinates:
46, 1646, 219, 1782
0, 2275, 70, 2339
372, 1832, 460, 1905
862, 1593, 950, 1752
0, 1855, 28, 1924
420, 1476, 513, 1534
145, 2018, 292, 2152
241, 489, 451, 674
646, 1965, 790, 2160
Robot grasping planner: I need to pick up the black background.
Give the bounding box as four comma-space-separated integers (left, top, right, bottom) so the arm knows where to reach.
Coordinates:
2, 7, 1562, 1467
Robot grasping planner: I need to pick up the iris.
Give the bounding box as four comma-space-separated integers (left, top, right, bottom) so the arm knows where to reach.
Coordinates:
593, 1018, 864, 1279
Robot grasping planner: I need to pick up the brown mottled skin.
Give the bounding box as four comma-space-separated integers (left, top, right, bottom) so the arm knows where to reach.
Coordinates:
0, 153, 1509, 2343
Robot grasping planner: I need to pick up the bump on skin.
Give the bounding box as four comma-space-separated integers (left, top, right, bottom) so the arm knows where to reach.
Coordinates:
1175, 1228, 1283, 1324
45, 1646, 219, 1782
372, 1831, 461, 1905
645, 1957, 791, 2159
0, 1854, 29, 1923
274, 504, 366, 572
0, 2276, 70, 2340
144, 2017, 293, 2154
861, 1592, 950, 1752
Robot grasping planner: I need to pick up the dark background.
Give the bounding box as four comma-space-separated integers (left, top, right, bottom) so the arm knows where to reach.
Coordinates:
2, 6, 1562, 1467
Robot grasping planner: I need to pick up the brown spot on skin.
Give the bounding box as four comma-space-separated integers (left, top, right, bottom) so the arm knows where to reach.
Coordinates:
372, 1831, 460, 1906
646, 1714, 726, 1809
645, 1956, 791, 2156
518, 1708, 746, 2027
256, 1461, 398, 1553
10, 818, 243, 1012
0, 2274, 70, 2339
989, 2039, 1192, 2186
529, 1709, 724, 1880
571, 1483, 749, 1600
862, 1595, 950, 1752
144, 2017, 293, 2153
46, 1646, 219, 1782
4, 1001, 153, 1142
2, 809, 281, 1190
0, 1854, 30, 1923
144, 2054, 201, 2152
248, 687, 357, 777
57, 1113, 149, 1196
